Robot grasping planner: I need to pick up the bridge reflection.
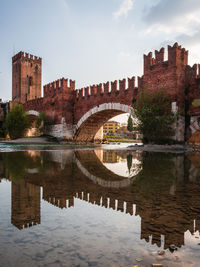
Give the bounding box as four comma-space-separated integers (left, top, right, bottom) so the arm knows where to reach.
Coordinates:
0, 150, 200, 251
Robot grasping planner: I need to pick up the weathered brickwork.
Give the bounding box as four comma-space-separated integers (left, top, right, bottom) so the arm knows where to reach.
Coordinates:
12, 52, 42, 103
11, 43, 200, 142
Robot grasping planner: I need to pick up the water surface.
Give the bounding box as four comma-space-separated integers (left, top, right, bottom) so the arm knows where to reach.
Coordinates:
0, 149, 200, 266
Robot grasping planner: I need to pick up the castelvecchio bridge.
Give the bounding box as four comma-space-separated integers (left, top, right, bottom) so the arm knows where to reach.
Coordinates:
12, 43, 200, 143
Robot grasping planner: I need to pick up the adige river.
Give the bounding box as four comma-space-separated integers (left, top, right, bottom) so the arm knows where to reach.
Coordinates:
0, 146, 200, 266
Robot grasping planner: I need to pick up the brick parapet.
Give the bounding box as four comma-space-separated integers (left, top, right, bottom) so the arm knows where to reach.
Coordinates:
75, 76, 138, 100
43, 78, 75, 98
12, 51, 42, 64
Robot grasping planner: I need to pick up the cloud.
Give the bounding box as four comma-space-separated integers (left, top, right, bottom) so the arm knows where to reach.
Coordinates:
144, 0, 200, 25
142, 0, 200, 37
176, 30, 200, 47
113, 0, 134, 19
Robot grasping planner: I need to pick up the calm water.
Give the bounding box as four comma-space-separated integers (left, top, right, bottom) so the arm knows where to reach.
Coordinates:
0, 148, 200, 267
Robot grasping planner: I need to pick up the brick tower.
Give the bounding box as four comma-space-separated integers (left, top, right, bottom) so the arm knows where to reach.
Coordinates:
12, 51, 42, 103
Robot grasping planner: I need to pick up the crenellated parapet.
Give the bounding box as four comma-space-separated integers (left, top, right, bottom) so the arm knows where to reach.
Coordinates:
75, 76, 139, 100
168, 42, 188, 66
143, 42, 188, 73
43, 78, 75, 98
12, 51, 42, 64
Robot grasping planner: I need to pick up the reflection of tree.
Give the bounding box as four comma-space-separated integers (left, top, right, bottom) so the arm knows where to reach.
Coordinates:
4, 152, 53, 180
132, 152, 176, 192
5, 152, 36, 180
127, 154, 132, 174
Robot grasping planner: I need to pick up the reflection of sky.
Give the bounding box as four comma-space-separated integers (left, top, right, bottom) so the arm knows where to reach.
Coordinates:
103, 157, 142, 178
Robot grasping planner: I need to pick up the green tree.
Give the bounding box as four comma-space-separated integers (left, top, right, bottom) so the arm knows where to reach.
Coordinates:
127, 115, 134, 132
5, 103, 31, 139
133, 89, 175, 144
36, 112, 51, 133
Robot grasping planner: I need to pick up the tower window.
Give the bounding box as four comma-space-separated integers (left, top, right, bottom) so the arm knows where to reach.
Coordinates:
29, 76, 33, 86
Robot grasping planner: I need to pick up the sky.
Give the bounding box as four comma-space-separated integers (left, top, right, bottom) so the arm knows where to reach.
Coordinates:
1, 0, 200, 122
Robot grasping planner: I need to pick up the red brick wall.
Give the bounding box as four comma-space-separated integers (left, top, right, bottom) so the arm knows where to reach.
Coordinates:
23, 78, 75, 125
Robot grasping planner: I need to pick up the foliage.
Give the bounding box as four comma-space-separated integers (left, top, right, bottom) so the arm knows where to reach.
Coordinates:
36, 112, 52, 133
5, 103, 31, 139
0, 123, 7, 138
127, 115, 134, 132
133, 90, 175, 144
4, 151, 55, 180
130, 152, 177, 194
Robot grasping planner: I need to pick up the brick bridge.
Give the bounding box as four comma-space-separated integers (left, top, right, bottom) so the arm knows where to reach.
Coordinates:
13, 43, 200, 142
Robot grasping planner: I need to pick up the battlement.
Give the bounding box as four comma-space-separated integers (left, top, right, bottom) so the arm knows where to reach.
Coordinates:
192, 64, 200, 79
43, 78, 75, 97
144, 42, 188, 72
75, 76, 138, 100
12, 51, 42, 64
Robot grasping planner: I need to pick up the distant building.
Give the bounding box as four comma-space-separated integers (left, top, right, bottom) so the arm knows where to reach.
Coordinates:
103, 121, 120, 135
103, 151, 119, 163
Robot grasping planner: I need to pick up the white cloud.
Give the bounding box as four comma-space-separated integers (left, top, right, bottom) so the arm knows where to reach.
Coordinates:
113, 0, 134, 19
143, 0, 200, 36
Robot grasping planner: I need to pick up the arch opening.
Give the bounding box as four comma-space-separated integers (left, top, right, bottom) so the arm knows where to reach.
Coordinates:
74, 103, 132, 141
26, 110, 40, 137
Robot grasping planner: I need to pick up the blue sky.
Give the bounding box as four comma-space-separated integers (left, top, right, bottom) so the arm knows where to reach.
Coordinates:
1, 0, 200, 104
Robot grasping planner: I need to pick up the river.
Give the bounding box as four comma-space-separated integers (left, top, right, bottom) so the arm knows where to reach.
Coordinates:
0, 146, 199, 266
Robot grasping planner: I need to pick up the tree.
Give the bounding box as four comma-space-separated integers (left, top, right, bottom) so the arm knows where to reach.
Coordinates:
5, 103, 31, 139
127, 115, 134, 132
36, 112, 51, 134
133, 89, 175, 144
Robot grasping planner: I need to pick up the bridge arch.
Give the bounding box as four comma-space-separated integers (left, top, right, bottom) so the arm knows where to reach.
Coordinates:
74, 103, 133, 141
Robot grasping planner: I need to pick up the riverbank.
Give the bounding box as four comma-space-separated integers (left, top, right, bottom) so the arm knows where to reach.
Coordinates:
2, 137, 56, 144
126, 144, 200, 153
0, 137, 199, 153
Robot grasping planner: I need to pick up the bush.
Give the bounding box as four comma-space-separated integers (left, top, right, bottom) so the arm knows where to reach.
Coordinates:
133, 89, 175, 144
5, 103, 31, 139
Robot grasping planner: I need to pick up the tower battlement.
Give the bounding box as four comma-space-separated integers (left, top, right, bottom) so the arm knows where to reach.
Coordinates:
12, 51, 42, 64
144, 42, 188, 73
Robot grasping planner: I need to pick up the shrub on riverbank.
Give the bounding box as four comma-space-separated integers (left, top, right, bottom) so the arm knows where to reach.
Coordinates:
5, 103, 31, 139
133, 90, 175, 144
